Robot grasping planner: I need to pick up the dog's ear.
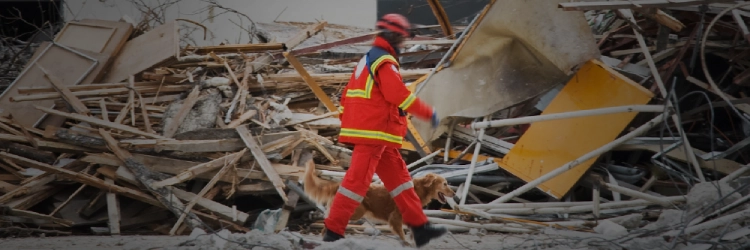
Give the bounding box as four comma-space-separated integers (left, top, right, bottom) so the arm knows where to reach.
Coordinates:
422, 173, 437, 187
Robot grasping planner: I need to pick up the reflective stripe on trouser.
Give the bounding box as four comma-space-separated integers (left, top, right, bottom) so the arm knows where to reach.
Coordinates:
324, 144, 428, 236
325, 144, 384, 236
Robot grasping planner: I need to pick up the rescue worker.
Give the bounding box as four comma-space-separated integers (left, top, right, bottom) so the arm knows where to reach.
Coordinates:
323, 13, 447, 247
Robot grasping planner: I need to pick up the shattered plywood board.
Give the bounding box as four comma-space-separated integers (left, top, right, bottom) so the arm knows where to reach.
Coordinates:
55, 19, 134, 58
103, 21, 179, 83
499, 59, 653, 199
414, 0, 600, 141
0, 42, 110, 128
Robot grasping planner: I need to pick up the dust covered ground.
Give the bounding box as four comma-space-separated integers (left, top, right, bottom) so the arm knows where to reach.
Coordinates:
0, 231, 632, 250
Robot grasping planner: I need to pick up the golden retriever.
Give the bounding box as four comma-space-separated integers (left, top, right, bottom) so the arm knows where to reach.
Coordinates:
303, 159, 455, 245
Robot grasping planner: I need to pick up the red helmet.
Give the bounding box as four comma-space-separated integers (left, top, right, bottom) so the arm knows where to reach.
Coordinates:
376, 13, 411, 38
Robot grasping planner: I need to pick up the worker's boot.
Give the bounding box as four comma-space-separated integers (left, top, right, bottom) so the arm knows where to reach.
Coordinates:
410, 222, 447, 247
322, 228, 344, 242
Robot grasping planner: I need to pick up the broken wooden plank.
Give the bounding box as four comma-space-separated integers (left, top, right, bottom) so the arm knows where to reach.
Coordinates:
275, 190, 300, 233
105, 178, 121, 235
249, 21, 328, 73
162, 85, 201, 138
236, 125, 288, 203
0, 180, 19, 194
35, 105, 166, 139
2, 206, 74, 227
282, 52, 338, 114
103, 21, 179, 82
169, 187, 250, 223
190, 43, 286, 54
0, 174, 55, 204
17, 81, 161, 95
635, 8, 685, 32
559, 0, 736, 11
426, 0, 454, 37
150, 150, 245, 188
97, 129, 204, 230
0, 142, 56, 165
7, 185, 56, 210
169, 149, 244, 235
0, 154, 164, 210
227, 110, 258, 128
12, 85, 192, 102
37, 64, 91, 115
81, 152, 306, 183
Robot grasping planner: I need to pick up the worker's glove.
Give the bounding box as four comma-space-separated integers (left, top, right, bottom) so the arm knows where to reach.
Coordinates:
431, 110, 440, 128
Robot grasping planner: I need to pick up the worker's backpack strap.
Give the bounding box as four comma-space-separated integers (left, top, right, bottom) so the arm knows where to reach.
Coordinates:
365, 48, 407, 117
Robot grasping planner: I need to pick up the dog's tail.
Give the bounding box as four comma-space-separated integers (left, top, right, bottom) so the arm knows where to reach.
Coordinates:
303, 158, 339, 207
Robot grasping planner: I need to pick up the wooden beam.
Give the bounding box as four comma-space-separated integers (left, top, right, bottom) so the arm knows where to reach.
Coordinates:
0, 180, 18, 194
249, 21, 327, 73
128, 76, 136, 127
559, 0, 736, 11
289, 32, 376, 56
34, 105, 166, 139
82, 153, 306, 183
105, 178, 121, 235
163, 85, 201, 138
3, 206, 74, 227
0, 174, 55, 203
99, 98, 110, 122
190, 43, 286, 54
236, 125, 288, 203
135, 89, 155, 133
227, 110, 257, 128
282, 52, 338, 115
17, 81, 161, 95
169, 187, 250, 223
426, 0, 454, 38
635, 8, 686, 32
285, 22, 328, 51
97, 129, 204, 230
150, 150, 245, 188
0, 152, 163, 208
169, 149, 244, 235
36, 63, 91, 115
11, 85, 192, 102
275, 190, 300, 232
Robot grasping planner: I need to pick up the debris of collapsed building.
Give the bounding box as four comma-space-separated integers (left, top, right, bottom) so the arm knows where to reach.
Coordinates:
0, 0, 749, 249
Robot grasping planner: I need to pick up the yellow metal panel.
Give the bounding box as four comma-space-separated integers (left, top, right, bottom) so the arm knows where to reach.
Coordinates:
499, 59, 654, 199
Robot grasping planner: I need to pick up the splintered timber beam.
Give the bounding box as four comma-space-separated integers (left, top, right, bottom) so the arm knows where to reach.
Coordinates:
282, 52, 338, 115
37, 63, 91, 115
169, 148, 245, 235
249, 21, 327, 73
150, 150, 245, 188
0, 152, 162, 208
35, 105, 166, 139
162, 85, 201, 138
12, 85, 193, 102
190, 43, 286, 54
426, 0, 454, 38
97, 129, 204, 230
236, 125, 288, 203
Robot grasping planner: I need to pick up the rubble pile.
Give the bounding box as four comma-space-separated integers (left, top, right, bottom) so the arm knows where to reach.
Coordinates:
0, 1, 749, 249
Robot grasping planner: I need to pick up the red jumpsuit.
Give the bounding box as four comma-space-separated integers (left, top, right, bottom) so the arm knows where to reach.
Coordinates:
325, 36, 435, 236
